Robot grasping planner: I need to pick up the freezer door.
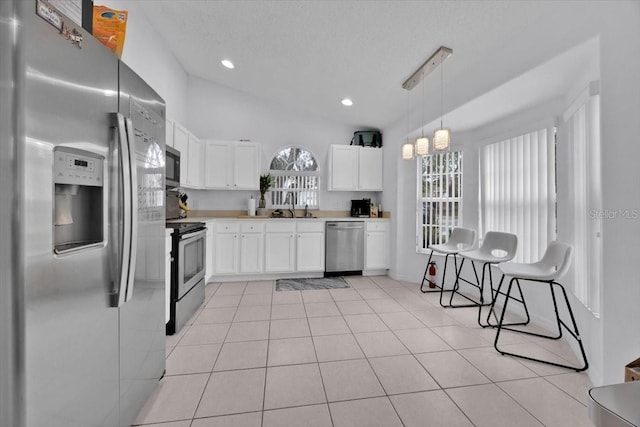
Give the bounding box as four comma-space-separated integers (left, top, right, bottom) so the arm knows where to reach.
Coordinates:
117, 62, 167, 426
21, 1, 120, 426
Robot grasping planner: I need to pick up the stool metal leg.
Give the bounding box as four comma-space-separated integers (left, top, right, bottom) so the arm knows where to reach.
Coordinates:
480, 275, 531, 328
442, 259, 492, 309
439, 255, 464, 307
494, 277, 588, 372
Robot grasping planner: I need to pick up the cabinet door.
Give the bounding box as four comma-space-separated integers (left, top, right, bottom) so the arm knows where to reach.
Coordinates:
205, 227, 214, 282
240, 233, 264, 273
233, 143, 260, 190
173, 122, 189, 186
296, 232, 325, 272
204, 141, 232, 189
214, 233, 238, 274
358, 147, 383, 191
166, 119, 174, 148
329, 145, 358, 191
264, 233, 295, 272
365, 231, 389, 270
186, 133, 203, 188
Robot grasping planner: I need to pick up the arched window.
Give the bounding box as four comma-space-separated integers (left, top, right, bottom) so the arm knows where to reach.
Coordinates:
269, 146, 320, 208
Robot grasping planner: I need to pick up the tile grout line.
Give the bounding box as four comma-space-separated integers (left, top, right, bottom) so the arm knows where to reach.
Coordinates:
307, 285, 336, 427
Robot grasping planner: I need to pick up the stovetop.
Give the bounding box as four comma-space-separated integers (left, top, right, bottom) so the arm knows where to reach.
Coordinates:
165, 221, 206, 234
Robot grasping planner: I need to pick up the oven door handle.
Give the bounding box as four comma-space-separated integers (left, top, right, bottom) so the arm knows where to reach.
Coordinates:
180, 229, 206, 244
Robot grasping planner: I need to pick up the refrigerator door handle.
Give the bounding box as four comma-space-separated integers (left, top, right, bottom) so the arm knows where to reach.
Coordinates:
113, 112, 133, 307
124, 116, 138, 302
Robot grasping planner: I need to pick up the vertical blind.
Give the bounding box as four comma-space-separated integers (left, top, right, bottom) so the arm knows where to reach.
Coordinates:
563, 86, 601, 316
480, 127, 556, 263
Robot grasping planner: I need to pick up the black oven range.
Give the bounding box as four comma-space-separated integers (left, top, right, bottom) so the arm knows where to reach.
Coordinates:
166, 220, 206, 335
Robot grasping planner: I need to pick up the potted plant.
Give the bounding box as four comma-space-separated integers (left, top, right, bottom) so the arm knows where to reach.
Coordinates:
258, 173, 273, 216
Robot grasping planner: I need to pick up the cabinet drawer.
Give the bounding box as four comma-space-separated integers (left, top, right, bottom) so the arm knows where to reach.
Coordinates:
216, 221, 240, 233
265, 222, 296, 233
240, 221, 264, 233
296, 221, 324, 233
366, 221, 389, 232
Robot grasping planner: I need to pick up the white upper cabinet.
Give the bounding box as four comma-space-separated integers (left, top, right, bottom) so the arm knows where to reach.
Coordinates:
329, 145, 358, 190
328, 145, 383, 191
165, 119, 174, 148
172, 122, 189, 186
186, 133, 203, 188
204, 141, 232, 188
233, 143, 260, 189
204, 140, 261, 190
358, 147, 383, 191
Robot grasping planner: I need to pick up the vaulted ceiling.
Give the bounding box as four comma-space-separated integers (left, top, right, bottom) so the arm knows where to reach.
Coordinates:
138, 1, 597, 132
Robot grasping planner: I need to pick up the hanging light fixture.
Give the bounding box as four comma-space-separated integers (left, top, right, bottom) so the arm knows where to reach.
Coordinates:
433, 49, 451, 151
401, 46, 453, 158
401, 89, 414, 160
401, 142, 415, 160
415, 76, 429, 156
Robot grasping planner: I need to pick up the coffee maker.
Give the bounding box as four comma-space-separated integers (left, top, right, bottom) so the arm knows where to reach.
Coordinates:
350, 199, 371, 217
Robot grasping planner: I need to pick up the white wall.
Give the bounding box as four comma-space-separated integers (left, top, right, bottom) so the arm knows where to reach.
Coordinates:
385, 1, 640, 386
184, 75, 381, 211
99, 0, 189, 123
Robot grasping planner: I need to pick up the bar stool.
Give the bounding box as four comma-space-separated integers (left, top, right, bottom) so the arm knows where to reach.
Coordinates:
420, 227, 476, 296
445, 231, 519, 326
493, 241, 588, 372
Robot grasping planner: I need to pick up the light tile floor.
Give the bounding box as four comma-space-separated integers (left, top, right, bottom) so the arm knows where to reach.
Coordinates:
134, 276, 594, 427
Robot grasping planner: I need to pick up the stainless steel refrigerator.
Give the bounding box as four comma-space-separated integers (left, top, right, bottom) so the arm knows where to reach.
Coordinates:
0, 1, 166, 426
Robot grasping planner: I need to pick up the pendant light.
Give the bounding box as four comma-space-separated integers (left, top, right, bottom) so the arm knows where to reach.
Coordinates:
401, 46, 452, 160
433, 49, 451, 151
401, 90, 414, 160
415, 77, 429, 156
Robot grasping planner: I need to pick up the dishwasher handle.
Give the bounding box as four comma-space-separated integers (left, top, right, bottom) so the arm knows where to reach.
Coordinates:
326, 222, 365, 229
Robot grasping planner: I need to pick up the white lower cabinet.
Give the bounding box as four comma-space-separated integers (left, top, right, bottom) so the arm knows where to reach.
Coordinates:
365, 221, 390, 270
296, 222, 325, 272
265, 222, 296, 273
239, 222, 264, 273
214, 222, 239, 274
205, 219, 388, 277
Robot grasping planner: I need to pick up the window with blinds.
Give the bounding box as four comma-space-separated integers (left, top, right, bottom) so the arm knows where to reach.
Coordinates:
479, 127, 556, 263
269, 147, 320, 208
561, 83, 602, 316
417, 151, 463, 252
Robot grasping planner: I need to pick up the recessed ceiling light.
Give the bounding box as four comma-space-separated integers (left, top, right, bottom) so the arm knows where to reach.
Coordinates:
341, 98, 353, 106
221, 59, 234, 69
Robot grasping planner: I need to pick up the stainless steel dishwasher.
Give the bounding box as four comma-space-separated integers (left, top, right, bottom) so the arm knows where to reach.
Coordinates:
325, 221, 365, 275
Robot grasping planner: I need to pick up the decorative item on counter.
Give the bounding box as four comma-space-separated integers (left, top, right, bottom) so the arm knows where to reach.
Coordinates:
178, 191, 190, 218
258, 173, 273, 216
248, 195, 256, 216
92, 5, 128, 58
370, 205, 378, 218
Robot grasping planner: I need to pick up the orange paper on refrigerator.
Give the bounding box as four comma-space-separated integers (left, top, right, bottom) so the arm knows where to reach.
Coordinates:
92, 5, 127, 58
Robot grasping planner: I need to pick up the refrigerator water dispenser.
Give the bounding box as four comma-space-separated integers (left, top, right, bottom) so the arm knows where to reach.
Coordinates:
53, 147, 104, 253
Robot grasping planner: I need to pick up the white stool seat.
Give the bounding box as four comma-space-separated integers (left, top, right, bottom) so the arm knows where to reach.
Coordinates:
461, 249, 514, 264
499, 241, 572, 281
429, 228, 476, 255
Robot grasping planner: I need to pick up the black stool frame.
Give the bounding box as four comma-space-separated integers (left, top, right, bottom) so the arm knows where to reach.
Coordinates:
493, 275, 589, 372
445, 259, 531, 329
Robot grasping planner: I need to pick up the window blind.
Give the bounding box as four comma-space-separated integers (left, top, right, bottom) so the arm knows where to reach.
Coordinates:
480, 127, 556, 263
562, 85, 601, 316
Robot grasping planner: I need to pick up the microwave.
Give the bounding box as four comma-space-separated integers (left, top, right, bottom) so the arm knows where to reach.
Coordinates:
165, 145, 180, 188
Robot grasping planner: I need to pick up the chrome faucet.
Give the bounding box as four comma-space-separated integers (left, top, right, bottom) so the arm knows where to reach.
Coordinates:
285, 192, 295, 218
